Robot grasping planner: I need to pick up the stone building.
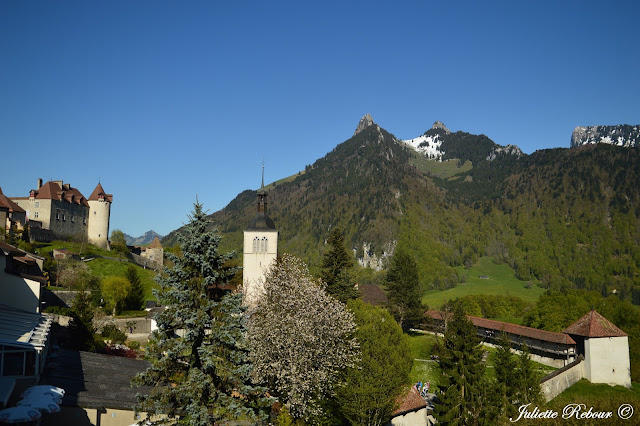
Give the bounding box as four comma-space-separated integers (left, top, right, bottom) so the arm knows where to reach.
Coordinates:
10, 179, 112, 249
242, 177, 278, 305
563, 310, 632, 388
139, 236, 164, 268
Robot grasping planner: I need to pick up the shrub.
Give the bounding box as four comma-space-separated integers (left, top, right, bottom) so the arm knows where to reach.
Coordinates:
101, 323, 127, 344
127, 340, 141, 350
43, 305, 73, 316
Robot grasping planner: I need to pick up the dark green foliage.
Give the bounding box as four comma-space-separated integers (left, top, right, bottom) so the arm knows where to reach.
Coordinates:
133, 202, 271, 425
124, 265, 144, 310
68, 284, 96, 351
385, 249, 426, 330
320, 228, 358, 303
434, 305, 486, 425
449, 294, 530, 318
517, 345, 542, 405
492, 333, 519, 423
336, 300, 413, 425
101, 323, 126, 344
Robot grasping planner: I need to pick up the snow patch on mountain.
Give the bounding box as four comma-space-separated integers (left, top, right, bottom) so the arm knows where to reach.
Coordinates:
403, 133, 444, 160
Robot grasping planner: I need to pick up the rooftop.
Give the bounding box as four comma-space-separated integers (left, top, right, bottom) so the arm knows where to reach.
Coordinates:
0, 304, 51, 348
41, 349, 150, 410
0, 187, 26, 213
426, 311, 576, 345
563, 310, 627, 338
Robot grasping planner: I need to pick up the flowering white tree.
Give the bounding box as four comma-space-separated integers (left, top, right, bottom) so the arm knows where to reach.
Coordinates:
247, 253, 359, 421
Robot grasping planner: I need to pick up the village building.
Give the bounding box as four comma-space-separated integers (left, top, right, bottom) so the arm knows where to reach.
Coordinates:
0, 242, 51, 409
138, 236, 164, 268
10, 179, 112, 249
0, 241, 47, 313
242, 176, 278, 305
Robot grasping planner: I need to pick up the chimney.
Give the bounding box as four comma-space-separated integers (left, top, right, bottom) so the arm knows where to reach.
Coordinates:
37, 178, 43, 189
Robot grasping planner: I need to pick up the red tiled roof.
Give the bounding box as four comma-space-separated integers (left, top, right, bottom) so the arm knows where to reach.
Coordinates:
563, 310, 627, 338
33, 181, 89, 206
392, 386, 427, 417
0, 187, 26, 213
88, 183, 113, 202
34, 181, 61, 200
148, 237, 162, 249
425, 311, 576, 345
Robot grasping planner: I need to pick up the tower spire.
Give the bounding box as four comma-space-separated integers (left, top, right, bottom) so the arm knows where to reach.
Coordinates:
261, 158, 265, 190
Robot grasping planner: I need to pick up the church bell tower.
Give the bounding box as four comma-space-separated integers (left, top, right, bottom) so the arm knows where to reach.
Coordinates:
243, 166, 278, 305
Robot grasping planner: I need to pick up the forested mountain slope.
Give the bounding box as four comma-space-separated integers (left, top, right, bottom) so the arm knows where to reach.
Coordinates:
164, 118, 640, 302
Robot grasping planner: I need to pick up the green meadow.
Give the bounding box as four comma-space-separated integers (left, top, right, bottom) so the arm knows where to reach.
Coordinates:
422, 257, 545, 309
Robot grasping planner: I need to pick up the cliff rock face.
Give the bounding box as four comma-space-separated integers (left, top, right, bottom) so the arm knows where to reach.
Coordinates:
354, 113, 375, 136
571, 125, 640, 148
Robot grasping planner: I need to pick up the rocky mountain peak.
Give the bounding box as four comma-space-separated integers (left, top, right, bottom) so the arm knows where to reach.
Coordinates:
354, 113, 375, 136
571, 124, 640, 148
432, 121, 451, 134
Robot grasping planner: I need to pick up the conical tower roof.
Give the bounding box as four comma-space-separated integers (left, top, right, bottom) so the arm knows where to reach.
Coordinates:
563, 310, 627, 337
88, 183, 113, 202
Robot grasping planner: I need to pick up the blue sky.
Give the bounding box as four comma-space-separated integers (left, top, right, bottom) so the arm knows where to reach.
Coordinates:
2, 1, 638, 237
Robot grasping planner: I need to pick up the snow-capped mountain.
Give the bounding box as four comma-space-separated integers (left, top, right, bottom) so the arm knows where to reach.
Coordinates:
402, 121, 449, 160
571, 125, 640, 148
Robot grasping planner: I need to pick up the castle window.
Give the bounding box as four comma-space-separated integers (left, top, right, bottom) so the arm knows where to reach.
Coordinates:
83, 217, 86, 224
56, 213, 60, 220
71, 216, 75, 222
34, 212, 39, 219
34, 202, 39, 208
62, 215, 66, 221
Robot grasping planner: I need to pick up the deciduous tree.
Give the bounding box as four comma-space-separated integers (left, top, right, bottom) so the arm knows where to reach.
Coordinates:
247, 253, 359, 421
133, 202, 271, 425
100, 276, 131, 315
336, 299, 412, 425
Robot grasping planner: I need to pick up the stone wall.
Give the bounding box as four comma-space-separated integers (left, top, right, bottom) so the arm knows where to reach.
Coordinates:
540, 355, 584, 402
111, 317, 152, 334
130, 252, 162, 271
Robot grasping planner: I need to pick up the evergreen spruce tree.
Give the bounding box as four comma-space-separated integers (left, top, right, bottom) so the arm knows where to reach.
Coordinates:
385, 248, 425, 330
124, 265, 145, 310
69, 282, 95, 351
133, 202, 271, 425
320, 228, 358, 303
493, 332, 518, 422
516, 344, 542, 406
434, 305, 486, 425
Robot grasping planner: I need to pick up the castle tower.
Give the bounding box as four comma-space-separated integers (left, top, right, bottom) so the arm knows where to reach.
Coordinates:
243, 170, 278, 305
563, 310, 631, 388
87, 183, 112, 249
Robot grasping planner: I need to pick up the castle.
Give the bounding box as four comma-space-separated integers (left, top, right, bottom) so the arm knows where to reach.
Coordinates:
10, 179, 112, 249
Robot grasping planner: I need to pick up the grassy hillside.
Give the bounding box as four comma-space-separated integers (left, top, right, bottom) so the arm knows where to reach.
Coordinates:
34, 240, 159, 301
421, 257, 545, 309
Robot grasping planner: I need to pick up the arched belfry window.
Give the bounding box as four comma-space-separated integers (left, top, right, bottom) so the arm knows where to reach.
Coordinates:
261, 237, 268, 253
253, 237, 259, 253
